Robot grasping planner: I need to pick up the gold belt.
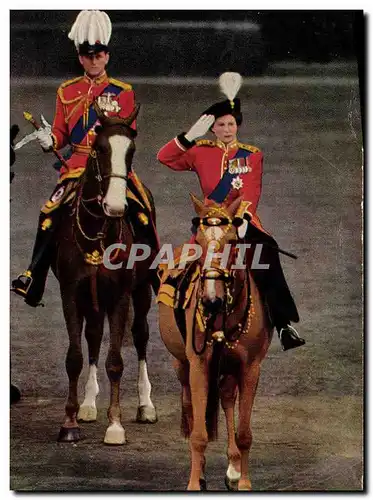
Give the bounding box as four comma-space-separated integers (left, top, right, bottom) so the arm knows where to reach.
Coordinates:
72, 144, 91, 155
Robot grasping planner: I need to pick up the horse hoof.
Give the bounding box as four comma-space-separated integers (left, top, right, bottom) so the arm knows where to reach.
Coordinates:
104, 423, 126, 445
10, 384, 21, 405
225, 475, 239, 491
136, 405, 158, 424
199, 478, 207, 491
57, 426, 81, 442
77, 405, 97, 422
238, 479, 252, 491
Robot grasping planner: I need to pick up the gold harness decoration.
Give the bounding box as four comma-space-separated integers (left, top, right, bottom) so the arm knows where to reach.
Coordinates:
198, 206, 233, 251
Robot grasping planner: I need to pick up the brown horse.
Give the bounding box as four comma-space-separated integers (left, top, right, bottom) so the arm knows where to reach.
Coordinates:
53, 105, 158, 444
158, 194, 273, 490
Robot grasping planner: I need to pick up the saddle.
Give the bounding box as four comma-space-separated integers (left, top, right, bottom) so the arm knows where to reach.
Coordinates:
41, 169, 85, 215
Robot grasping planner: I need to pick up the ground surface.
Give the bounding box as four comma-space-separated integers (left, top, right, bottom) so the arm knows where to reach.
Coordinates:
10, 76, 363, 491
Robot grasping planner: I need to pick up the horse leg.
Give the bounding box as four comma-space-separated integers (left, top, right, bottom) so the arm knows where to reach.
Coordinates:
173, 358, 207, 489
187, 356, 209, 491
77, 312, 105, 422
236, 361, 261, 491
104, 293, 130, 445
173, 359, 192, 437
131, 282, 157, 424
58, 291, 84, 442
221, 374, 241, 491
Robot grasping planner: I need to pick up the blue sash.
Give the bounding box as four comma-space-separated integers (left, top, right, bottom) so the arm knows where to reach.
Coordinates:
207, 148, 252, 203
54, 83, 122, 170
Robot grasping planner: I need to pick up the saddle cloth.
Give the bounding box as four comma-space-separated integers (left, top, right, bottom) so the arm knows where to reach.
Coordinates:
156, 247, 203, 339
41, 169, 153, 219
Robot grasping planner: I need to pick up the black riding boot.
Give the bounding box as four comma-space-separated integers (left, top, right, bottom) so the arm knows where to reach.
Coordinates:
11, 212, 59, 307
246, 230, 305, 351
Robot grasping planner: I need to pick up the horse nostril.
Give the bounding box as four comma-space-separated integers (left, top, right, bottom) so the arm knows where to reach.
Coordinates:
202, 297, 223, 313
102, 202, 124, 217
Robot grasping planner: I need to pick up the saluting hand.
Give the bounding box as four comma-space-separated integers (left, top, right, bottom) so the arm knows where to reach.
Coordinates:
185, 114, 215, 142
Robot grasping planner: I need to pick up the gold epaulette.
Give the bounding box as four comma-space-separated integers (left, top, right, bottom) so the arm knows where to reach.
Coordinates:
60, 76, 84, 89
237, 142, 261, 153
58, 77, 85, 105
196, 139, 216, 147
109, 78, 132, 91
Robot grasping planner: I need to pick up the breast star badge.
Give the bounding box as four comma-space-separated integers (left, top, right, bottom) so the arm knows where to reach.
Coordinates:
231, 176, 244, 190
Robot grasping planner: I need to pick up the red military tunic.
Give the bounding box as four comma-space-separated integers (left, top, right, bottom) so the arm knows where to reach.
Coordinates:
157, 136, 268, 233
51, 71, 136, 176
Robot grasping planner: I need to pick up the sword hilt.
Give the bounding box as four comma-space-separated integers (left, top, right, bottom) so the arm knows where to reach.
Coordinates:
23, 111, 41, 130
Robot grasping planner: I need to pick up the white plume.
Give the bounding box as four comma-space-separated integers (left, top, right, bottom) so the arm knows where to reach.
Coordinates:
68, 10, 112, 49
219, 72, 243, 101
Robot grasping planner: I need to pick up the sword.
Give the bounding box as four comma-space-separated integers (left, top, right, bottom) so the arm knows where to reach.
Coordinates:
14, 112, 68, 168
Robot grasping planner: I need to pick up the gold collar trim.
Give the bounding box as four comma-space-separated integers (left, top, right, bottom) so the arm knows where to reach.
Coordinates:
83, 71, 108, 86
216, 139, 239, 151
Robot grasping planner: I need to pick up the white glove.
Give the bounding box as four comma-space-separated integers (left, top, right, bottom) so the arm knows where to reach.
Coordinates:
237, 218, 248, 239
36, 115, 53, 150
185, 114, 215, 142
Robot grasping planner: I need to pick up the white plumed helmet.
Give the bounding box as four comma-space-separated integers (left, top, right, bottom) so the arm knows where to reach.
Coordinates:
68, 10, 112, 55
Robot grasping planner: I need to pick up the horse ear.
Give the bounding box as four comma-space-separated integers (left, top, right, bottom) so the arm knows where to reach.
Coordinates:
226, 196, 243, 218
93, 101, 107, 123
190, 193, 205, 215
123, 104, 141, 127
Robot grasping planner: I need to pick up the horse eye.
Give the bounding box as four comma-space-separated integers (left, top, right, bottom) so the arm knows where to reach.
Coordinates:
96, 144, 108, 154
232, 218, 243, 227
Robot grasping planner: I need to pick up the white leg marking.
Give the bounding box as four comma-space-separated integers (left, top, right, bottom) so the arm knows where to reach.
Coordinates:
138, 360, 154, 408
227, 463, 241, 481
104, 421, 126, 445
78, 365, 99, 422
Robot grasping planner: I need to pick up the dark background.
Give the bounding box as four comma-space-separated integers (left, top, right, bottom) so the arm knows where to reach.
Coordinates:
10, 10, 363, 77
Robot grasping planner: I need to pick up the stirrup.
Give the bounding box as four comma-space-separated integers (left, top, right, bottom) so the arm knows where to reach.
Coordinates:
11, 272, 45, 307
279, 325, 305, 351
11, 271, 33, 296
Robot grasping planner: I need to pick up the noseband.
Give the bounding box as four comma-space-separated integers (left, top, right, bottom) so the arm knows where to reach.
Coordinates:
90, 149, 128, 191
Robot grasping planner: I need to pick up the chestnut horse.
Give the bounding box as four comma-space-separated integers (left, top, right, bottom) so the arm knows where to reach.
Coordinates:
53, 105, 158, 444
159, 194, 273, 490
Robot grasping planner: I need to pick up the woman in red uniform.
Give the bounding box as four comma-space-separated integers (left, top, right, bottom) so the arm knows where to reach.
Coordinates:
157, 73, 305, 351
11, 10, 154, 307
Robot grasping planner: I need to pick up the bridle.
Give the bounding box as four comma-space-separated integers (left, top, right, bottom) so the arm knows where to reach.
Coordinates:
191, 213, 254, 354
72, 135, 129, 259
87, 148, 128, 202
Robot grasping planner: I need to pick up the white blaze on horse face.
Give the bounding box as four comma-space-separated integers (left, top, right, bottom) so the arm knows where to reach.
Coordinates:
207, 277, 217, 301
205, 226, 224, 242
203, 227, 224, 302
103, 135, 131, 216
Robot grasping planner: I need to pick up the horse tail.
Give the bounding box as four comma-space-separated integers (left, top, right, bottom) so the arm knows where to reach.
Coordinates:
205, 341, 224, 441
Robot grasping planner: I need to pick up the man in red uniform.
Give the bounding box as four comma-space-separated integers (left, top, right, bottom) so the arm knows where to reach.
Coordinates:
12, 10, 157, 307
157, 75, 305, 351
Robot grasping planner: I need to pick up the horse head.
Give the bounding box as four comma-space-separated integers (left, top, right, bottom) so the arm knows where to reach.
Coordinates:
190, 193, 244, 315
84, 102, 140, 217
